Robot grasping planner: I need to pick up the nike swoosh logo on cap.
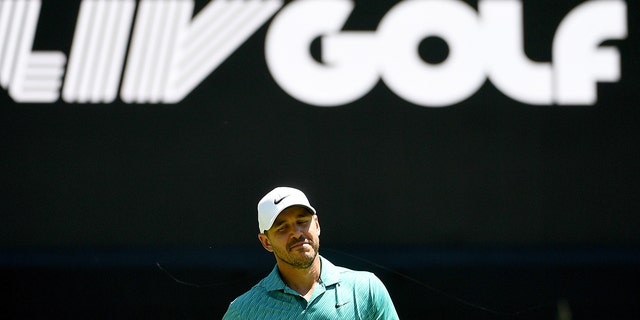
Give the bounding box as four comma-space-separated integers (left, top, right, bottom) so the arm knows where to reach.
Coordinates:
274, 195, 289, 204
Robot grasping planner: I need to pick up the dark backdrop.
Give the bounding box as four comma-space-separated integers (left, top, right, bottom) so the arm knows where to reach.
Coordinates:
2, 0, 639, 319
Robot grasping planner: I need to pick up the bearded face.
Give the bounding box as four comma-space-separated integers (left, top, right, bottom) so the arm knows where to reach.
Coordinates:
259, 206, 321, 269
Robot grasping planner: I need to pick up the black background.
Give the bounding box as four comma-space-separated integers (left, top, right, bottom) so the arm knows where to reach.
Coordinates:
2, 0, 639, 319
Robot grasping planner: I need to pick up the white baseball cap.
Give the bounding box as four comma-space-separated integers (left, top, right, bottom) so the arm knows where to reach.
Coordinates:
257, 187, 316, 232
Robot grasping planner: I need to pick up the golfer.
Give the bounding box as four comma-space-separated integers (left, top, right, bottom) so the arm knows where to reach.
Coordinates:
222, 186, 399, 319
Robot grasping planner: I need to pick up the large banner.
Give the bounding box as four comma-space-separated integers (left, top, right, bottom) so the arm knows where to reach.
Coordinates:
2, 0, 638, 248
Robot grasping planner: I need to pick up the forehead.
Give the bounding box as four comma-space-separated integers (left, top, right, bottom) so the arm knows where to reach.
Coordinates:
273, 206, 313, 223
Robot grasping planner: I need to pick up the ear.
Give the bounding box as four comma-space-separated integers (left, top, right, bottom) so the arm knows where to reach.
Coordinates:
258, 233, 274, 252
314, 215, 320, 236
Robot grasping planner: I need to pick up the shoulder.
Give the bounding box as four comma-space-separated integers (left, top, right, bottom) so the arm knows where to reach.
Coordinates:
230, 279, 270, 304
328, 264, 399, 319
325, 262, 391, 301
335, 265, 386, 288
320, 256, 387, 289
222, 280, 270, 319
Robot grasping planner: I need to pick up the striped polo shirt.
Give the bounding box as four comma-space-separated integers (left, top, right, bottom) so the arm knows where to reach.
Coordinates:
222, 255, 399, 319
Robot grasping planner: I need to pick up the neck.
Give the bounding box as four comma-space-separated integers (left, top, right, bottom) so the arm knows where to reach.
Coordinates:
277, 255, 321, 299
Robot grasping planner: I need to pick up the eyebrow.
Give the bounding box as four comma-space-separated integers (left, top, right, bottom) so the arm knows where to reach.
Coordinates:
272, 212, 313, 228
272, 220, 286, 229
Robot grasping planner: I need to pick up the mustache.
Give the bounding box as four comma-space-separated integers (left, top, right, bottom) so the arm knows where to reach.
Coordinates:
287, 237, 312, 249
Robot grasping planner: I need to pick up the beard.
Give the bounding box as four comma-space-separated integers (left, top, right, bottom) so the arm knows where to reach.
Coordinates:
272, 237, 320, 269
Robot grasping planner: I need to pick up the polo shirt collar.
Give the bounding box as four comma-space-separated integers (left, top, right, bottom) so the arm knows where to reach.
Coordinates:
318, 256, 341, 287
264, 255, 342, 292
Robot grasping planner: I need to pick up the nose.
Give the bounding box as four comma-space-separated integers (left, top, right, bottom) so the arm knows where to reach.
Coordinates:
290, 224, 307, 240
291, 225, 305, 238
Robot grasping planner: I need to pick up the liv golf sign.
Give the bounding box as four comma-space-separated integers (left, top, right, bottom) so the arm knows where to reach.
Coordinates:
0, 0, 628, 106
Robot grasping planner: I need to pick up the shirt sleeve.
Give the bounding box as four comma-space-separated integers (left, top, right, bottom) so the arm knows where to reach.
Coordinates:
369, 274, 400, 320
221, 300, 240, 320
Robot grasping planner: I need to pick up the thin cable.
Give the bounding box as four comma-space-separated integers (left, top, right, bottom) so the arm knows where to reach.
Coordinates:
157, 249, 554, 316
156, 262, 257, 288
323, 247, 552, 317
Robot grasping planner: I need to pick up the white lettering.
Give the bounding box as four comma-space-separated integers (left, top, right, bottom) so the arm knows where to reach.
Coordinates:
266, 0, 627, 107
266, 0, 378, 107
554, 0, 627, 104
0, 0, 629, 106
63, 0, 136, 103
0, 0, 283, 104
378, 0, 484, 106
480, 0, 552, 105
1, 0, 66, 103
122, 0, 282, 103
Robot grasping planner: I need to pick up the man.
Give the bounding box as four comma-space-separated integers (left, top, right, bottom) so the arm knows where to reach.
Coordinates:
222, 186, 399, 319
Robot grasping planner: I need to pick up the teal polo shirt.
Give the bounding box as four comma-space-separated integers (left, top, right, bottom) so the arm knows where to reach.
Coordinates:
222, 255, 399, 319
